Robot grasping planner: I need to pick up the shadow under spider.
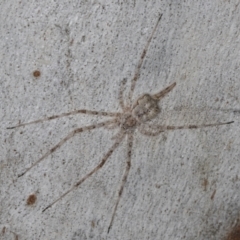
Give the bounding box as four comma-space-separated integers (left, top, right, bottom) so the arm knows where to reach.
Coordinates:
7, 14, 234, 233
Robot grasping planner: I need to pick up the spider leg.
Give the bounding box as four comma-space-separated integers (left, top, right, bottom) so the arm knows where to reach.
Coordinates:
7, 110, 120, 129
108, 132, 134, 233
18, 120, 115, 177
128, 14, 163, 102
139, 121, 234, 136
105, 121, 120, 130
42, 132, 125, 212
152, 82, 176, 101
119, 78, 128, 110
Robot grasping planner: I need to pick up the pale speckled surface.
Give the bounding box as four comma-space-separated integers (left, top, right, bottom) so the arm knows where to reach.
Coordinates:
1, 1, 240, 240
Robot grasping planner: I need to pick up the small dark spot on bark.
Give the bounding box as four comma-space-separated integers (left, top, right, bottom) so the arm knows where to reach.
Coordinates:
27, 194, 37, 205
225, 224, 240, 240
33, 70, 41, 78
210, 189, 216, 200
202, 178, 208, 191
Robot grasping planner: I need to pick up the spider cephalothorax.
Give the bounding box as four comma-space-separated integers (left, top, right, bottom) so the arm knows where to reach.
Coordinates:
119, 113, 137, 132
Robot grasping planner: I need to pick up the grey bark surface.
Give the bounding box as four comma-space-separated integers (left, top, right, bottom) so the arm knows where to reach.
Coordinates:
1, 1, 240, 240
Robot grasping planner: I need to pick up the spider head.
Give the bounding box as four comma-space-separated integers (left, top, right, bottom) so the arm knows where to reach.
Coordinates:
132, 94, 160, 123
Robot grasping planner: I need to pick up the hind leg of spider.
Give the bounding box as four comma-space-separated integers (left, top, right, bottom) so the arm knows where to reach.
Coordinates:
108, 133, 134, 233
139, 121, 234, 136
42, 132, 125, 212
128, 14, 163, 102
18, 120, 115, 177
7, 110, 120, 129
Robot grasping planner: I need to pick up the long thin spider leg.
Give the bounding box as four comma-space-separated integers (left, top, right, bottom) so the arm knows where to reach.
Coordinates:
18, 120, 115, 177
152, 82, 176, 101
7, 110, 120, 129
105, 121, 120, 130
108, 132, 133, 233
128, 14, 163, 102
139, 121, 234, 136
42, 132, 125, 212
119, 78, 127, 110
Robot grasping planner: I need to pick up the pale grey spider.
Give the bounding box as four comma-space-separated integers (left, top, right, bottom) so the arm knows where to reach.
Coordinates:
8, 14, 233, 232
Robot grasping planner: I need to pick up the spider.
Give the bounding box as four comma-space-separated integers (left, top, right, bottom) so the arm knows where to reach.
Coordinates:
8, 14, 233, 233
